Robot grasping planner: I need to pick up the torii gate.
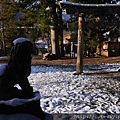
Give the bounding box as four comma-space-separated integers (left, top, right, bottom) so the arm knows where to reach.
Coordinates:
58, 1, 120, 74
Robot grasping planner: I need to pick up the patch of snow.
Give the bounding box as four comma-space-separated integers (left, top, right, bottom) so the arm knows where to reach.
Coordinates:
0, 64, 7, 76
28, 63, 120, 114
62, 11, 70, 22
0, 114, 40, 120
14, 12, 22, 22
0, 92, 40, 107
13, 38, 30, 45
0, 56, 9, 60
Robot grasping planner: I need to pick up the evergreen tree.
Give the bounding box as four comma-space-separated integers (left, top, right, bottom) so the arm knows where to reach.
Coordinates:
0, 0, 51, 55
0, 0, 18, 55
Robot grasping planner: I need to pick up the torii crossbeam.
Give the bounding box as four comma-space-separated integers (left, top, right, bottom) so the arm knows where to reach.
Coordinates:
58, 2, 120, 14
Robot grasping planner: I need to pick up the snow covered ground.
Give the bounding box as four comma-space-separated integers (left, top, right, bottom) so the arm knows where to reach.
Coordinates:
28, 63, 120, 114
0, 63, 120, 119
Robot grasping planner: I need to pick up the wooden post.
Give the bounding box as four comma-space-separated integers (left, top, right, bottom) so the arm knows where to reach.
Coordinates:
76, 13, 84, 74
50, 26, 59, 55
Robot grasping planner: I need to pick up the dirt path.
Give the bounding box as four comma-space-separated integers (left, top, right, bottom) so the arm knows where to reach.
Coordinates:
31, 55, 120, 65
0, 55, 120, 65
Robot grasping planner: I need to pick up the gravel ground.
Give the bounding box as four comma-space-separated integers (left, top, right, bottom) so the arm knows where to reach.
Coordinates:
28, 63, 120, 115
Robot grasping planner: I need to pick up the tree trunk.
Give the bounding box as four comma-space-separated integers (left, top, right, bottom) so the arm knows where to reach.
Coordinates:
57, 5, 64, 57
50, 0, 60, 58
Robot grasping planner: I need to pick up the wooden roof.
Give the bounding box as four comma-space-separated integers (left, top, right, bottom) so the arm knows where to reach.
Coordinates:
58, 1, 120, 14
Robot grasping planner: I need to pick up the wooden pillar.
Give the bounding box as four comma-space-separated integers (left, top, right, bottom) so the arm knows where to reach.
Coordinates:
76, 13, 84, 74
50, 26, 58, 55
